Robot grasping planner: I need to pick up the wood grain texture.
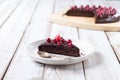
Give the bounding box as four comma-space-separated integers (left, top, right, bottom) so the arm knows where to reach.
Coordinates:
106, 1, 120, 62
0, 0, 22, 28
78, 29, 120, 80
78, 0, 120, 80
0, 0, 40, 79
43, 0, 85, 80
0, 0, 120, 80
106, 32, 120, 61
3, 0, 55, 80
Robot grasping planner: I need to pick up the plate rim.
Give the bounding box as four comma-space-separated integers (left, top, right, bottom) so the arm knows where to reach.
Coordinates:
27, 39, 95, 65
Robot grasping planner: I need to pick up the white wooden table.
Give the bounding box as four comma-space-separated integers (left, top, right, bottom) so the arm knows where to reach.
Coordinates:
0, 0, 120, 80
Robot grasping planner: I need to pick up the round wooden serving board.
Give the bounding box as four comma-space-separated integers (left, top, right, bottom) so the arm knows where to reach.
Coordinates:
48, 11, 120, 31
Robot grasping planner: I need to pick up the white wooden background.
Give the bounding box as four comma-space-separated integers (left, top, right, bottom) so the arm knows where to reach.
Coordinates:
0, 0, 120, 80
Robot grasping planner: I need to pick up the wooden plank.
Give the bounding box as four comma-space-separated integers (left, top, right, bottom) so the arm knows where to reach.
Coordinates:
79, 29, 120, 80
107, 32, 120, 62
0, 0, 40, 79
3, 0, 55, 80
0, 0, 22, 28
78, 0, 120, 80
106, 1, 120, 62
43, 0, 85, 80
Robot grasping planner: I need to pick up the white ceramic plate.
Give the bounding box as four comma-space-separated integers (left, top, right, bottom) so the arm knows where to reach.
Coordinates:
27, 39, 95, 65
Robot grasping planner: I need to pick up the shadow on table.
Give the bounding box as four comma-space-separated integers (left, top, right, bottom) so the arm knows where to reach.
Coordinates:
44, 52, 102, 72
82, 51, 103, 69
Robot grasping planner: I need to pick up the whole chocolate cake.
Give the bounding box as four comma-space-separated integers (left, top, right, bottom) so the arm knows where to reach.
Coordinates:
38, 35, 80, 57
66, 5, 120, 23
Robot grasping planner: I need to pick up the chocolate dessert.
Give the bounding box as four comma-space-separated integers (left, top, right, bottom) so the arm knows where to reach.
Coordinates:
95, 6, 120, 23
66, 5, 120, 23
66, 5, 96, 17
38, 35, 80, 57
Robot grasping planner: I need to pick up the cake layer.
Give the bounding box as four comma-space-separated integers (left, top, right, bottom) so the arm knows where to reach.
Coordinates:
66, 9, 94, 17
38, 42, 80, 57
95, 16, 120, 23
38, 35, 80, 57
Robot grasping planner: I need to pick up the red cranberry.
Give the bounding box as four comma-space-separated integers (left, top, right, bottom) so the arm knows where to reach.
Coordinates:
90, 5, 96, 11
97, 8, 106, 17
96, 11, 100, 16
71, 5, 77, 10
92, 5, 96, 8
85, 4, 90, 11
98, 5, 101, 8
112, 8, 116, 11
67, 39, 72, 44
80, 5, 84, 9
68, 42, 72, 47
111, 11, 116, 15
86, 4, 89, 7
57, 42, 61, 46
55, 35, 61, 42
61, 38, 65, 43
112, 8, 116, 14
74, 5, 77, 9
53, 39, 57, 44
60, 37, 63, 40
47, 38, 51, 43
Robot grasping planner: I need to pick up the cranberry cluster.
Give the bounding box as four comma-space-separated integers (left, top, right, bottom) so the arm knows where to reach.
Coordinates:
70, 5, 117, 17
46, 35, 73, 47
96, 6, 116, 18
70, 5, 97, 12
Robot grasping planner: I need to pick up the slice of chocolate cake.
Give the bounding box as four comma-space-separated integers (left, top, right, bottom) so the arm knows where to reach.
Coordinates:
66, 5, 120, 23
95, 7, 120, 23
38, 35, 80, 57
